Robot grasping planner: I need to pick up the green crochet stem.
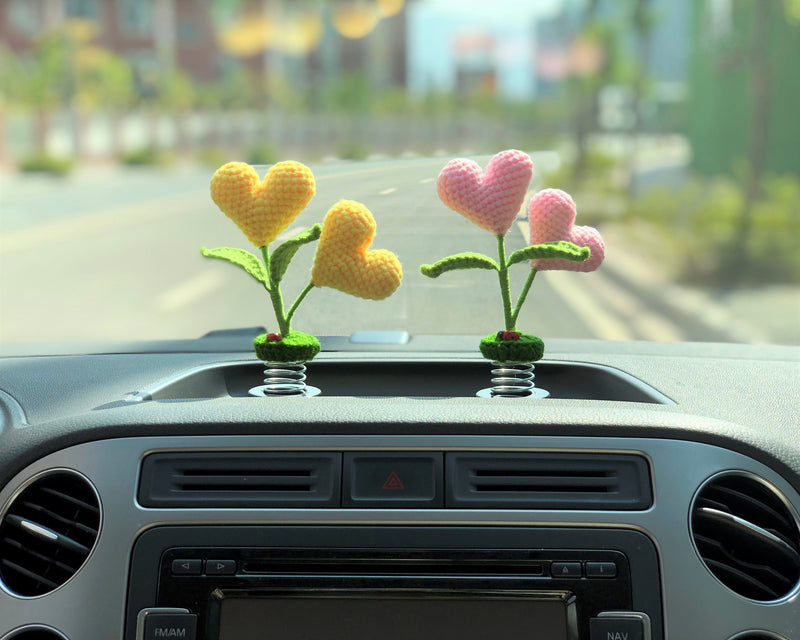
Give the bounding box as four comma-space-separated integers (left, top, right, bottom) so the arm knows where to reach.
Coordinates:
260, 245, 315, 336
496, 235, 514, 330
286, 281, 315, 327
420, 239, 590, 332
511, 267, 537, 327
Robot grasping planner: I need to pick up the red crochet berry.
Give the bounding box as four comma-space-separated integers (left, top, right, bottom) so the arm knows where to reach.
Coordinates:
502, 331, 521, 341
266, 333, 282, 342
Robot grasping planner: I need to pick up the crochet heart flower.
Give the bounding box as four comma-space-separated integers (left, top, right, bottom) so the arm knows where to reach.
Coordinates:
437, 149, 533, 236
311, 200, 402, 300
210, 161, 315, 247
528, 189, 605, 272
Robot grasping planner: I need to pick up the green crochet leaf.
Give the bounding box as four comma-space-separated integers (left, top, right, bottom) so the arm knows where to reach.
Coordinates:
420, 252, 499, 278
201, 246, 267, 285
506, 241, 590, 267
269, 224, 323, 284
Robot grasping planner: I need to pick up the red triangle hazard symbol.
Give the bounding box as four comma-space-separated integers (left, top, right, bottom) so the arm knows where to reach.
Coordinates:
382, 471, 405, 490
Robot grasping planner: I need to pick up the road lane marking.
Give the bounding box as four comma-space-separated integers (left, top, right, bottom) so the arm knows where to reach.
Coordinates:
516, 221, 633, 340
155, 271, 225, 312
2, 192, 207, 254
544, 270, 635, 340
379, 188, 397, 195
315, 158, 446, 181
581, 270, 686, 341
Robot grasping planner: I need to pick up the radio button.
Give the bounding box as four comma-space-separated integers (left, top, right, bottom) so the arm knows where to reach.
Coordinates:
586, 561, 618, 578
144, 613, 197, 640
589, 616, 644, 640
205, 559, 236, 575
171, 559, 202, 575
551, 562, 582, 578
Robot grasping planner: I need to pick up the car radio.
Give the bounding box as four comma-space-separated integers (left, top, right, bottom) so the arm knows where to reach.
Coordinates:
126, 526, 661, 640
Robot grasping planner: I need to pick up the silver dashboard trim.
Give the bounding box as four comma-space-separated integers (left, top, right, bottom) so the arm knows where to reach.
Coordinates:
688, 469, 800, 606
0, 468, 103, 601
0, 624, 70, 640
0, 434, 799, 640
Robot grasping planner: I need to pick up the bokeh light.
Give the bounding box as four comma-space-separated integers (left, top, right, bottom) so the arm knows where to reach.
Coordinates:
332, 2, 381, 39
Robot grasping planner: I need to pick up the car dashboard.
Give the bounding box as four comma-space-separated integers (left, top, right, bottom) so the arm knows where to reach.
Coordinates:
0, 335, 798, 640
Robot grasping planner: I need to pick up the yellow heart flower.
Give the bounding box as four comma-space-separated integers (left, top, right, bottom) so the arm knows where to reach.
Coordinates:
210, 161, 315, 247
311, 200, 402, 300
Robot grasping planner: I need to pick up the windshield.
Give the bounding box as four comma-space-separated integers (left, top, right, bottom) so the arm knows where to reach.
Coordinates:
1, 0, 798, 346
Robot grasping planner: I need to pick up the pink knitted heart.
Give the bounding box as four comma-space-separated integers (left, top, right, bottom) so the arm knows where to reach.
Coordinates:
437, 149, 533, 236
528, 189, 605, 272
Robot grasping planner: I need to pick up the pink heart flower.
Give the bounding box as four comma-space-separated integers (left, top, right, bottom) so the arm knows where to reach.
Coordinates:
437, 149, 533, 236
528, 189, 605, 272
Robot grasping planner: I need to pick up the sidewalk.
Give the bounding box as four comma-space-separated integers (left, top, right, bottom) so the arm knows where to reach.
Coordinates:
599, 226, 799, 346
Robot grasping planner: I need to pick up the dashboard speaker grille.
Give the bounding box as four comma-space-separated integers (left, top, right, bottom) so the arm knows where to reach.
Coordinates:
0, 471, 101, 597
138, 452, 342, 507
446, 452, 652, 509
691, 472, 800, 601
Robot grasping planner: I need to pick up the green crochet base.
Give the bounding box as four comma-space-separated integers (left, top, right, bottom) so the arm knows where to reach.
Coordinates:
479, 332, 545, 363
253, 331, 321, 363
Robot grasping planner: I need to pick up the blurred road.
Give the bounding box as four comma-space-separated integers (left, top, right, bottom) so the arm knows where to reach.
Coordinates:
0, 156, 787, 345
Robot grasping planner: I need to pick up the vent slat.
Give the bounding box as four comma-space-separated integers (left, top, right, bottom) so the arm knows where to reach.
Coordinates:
4, 537, 79, 574
177, 483, 314, 492
179, 469, 312, 477
5, 515, 91, 556
472, 476, 617, 492
0, 472, 100, 597
139, 453, 341, 508
21, 501, 98, 537
691, 473, 800, 602
447, 453, 651, 510
1, 558, 62, 590
176, 476, 314, 488
704, 558, 781, 601
39, 487, 100, 514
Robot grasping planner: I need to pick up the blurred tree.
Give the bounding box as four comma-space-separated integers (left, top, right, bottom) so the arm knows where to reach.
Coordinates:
625, 0, 655, 195
323, 72, 373, 113
0, 46, 24, 164
569, 3, 625, 183
689, 0, 800, 277
2, 21, 134, 159
15, 28, 73, 154
158, 69, 195, 152
74, 44, 135, 158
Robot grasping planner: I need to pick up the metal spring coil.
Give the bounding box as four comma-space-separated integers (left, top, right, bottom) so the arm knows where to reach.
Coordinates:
249, 362, 320, 397
477, 362, 549, 398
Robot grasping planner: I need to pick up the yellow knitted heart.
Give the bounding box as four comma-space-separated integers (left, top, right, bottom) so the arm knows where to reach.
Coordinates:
311, 200, 402, 300
210, 161, 315, 247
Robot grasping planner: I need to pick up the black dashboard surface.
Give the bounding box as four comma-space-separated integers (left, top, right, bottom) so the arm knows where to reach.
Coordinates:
0, 336, 798, 640
1, 337, 797, 487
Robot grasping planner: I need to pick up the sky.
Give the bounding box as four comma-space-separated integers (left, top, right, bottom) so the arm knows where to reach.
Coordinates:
407, 0, 564, 99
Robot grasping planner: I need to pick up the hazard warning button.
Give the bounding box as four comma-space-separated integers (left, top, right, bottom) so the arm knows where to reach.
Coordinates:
343, 453, 443, 508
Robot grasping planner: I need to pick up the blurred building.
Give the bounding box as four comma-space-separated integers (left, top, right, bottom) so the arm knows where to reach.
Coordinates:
0, 0, 219, 82
0, 0, 410, 91
452, 31, 497, 97
532, 0, 690, 130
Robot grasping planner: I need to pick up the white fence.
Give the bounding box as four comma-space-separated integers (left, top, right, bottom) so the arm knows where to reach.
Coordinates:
1, 109, 536, 161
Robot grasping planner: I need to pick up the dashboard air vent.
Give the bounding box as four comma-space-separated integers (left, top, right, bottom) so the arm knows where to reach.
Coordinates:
139, 452, 342, 508
691, 472, 800, 601
446, 453, 652, 509
0, 470, 101, 597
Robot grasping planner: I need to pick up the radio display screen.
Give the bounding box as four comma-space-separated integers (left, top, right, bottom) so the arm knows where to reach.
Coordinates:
218, 595, 568, 640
